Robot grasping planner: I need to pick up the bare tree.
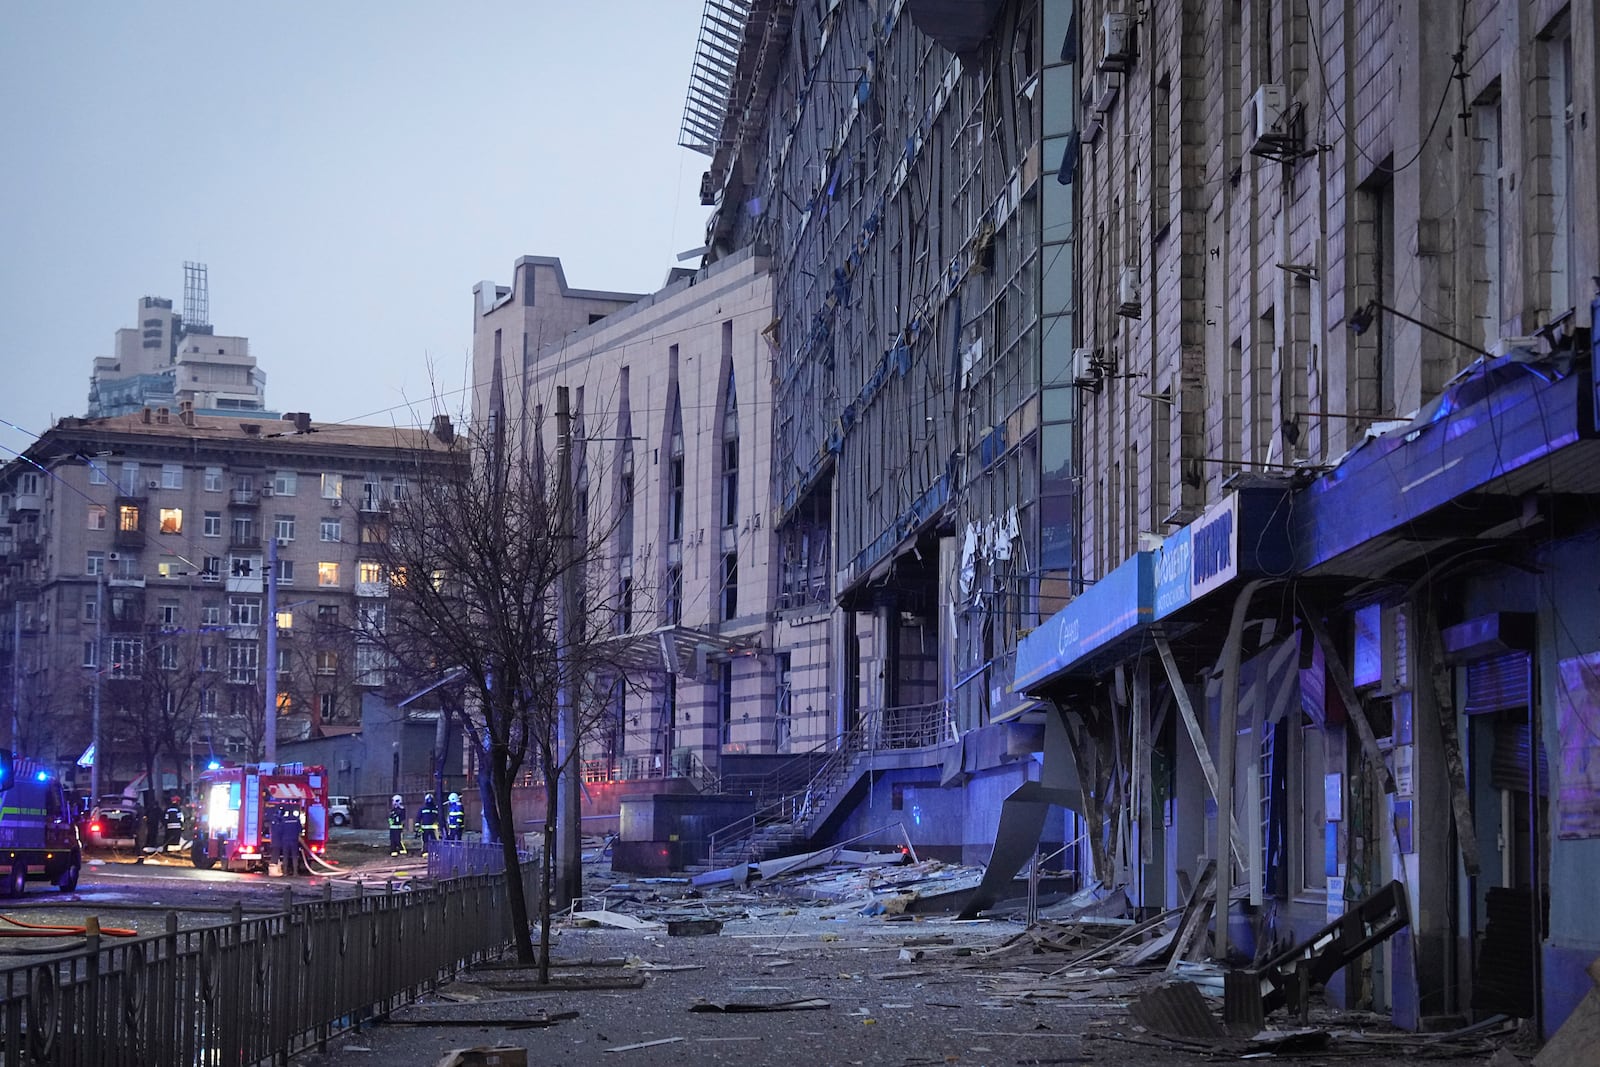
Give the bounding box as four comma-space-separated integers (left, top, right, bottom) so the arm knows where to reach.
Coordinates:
106, 625, 210, 846
369, 410, 631, 973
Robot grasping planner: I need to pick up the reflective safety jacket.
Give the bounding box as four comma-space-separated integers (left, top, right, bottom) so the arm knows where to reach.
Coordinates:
388, 805, 406, 831
164, 805, 183, 830
445, 802, 464, 830
418, 800, 440, 831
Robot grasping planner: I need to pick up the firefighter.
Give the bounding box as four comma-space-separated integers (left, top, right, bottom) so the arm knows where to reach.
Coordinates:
387, 794, 408, 857
163, 795, 184, 852
269, 805, 302, 875
444, 792, 464, 841
418, 792, 440, 854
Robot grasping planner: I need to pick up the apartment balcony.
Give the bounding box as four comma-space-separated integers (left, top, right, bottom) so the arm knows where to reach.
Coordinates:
14, 537, 41, 560
229, 489, 259, 508
113, 526, 146, 550
106, 575, 147, 589
8, 491, 43, 518
228, 535, 262, 554
224, 574, 262, 595
353, 580, 389, 598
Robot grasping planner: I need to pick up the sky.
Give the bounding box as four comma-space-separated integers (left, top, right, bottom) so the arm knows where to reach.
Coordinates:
0, 2, 712, 442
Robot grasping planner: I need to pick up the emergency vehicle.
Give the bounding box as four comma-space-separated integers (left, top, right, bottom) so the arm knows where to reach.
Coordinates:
0, 751, 82, 894
190, 762, 330, 872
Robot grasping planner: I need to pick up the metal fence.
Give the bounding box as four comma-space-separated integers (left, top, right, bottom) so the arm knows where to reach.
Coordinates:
425, 839, 533, 882
0, 862, 538, 1066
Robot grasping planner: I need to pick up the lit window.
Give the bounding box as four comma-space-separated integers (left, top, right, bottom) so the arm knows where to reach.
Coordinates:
321, 473, 343, 499
88, 505, 107, 530
318, 562, 339, 587
119, 505, 141, 532
276, 610, 294, 631
159, 508, 183, 534
358, 560, 384, 584
157, 562, 177, 579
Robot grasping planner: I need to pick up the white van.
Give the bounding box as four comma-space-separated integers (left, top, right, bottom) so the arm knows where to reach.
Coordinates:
327, 795, 354, 827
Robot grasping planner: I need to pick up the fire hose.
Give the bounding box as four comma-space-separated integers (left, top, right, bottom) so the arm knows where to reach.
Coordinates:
0, 914, 137, 937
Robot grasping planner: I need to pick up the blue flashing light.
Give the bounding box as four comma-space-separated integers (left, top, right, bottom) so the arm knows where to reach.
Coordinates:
206, 760, 222, 771
34, 770, 48, 783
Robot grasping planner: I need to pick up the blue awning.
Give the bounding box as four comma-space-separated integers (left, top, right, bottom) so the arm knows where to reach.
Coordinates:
1014, 552, 1154, 692
1294, 357, 1600, 576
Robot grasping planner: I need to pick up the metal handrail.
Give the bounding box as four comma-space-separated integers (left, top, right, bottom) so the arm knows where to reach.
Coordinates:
703, 700, 953, 865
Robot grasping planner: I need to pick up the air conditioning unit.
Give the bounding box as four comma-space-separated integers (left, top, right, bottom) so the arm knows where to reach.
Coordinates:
260, 486, 274, 497
1246, 83, 1293, 156
276, 537, 290, 548
1071, 347, 1102, 391
108, 552, 120, 562
1099, 12, 1133, 73
1091, 71, 1121, 114
147, 480, 160, 491
330, 498, 341, 508
1117, 266, 1142, 318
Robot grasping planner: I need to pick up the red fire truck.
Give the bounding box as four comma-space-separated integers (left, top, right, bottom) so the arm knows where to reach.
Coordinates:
190, 762, 330, 872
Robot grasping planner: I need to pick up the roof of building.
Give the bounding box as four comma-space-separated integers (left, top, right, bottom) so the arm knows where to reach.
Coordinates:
47, 412, 454, 456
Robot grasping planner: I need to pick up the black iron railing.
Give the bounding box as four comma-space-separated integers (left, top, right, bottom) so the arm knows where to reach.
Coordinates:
0, 862, 537, 1065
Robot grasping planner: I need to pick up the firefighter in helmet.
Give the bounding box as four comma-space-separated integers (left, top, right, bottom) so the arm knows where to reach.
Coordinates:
418, 792, 440, 854
163, 794, 184, 852
387, 794, 408, 857
445, 792, 464, 841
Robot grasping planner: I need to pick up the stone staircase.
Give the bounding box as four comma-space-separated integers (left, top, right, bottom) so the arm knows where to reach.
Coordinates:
695, 702, 956, 872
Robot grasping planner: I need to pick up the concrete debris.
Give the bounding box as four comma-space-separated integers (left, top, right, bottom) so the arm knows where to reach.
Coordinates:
666, 918, 723, 937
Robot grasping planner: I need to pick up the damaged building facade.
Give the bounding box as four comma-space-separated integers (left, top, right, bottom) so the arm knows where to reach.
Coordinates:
1009, 0, 1600, 1043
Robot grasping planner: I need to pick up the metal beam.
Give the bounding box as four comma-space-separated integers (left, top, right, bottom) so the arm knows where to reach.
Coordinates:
1153, 633, 1248, 863
1299, 597, 1398, 795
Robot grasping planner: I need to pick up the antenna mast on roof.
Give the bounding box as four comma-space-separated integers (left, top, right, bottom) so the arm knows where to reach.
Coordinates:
183, 261, 210, 332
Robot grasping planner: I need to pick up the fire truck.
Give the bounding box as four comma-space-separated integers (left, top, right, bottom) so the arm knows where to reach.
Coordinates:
0, 751, 82, 895
190, 762, 330, 872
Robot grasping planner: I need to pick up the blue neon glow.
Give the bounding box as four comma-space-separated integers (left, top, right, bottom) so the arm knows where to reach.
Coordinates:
206, 760, 222, 771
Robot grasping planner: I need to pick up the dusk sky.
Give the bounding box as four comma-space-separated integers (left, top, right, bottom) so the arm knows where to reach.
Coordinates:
0, 2, 710, 444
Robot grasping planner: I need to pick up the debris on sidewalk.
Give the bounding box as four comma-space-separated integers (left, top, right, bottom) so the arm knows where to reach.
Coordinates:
666, 917, 722, 936
688, 997, 830, 1012
570, 910, 662, 930
604, 1036, 684, 1053
433, 1047, 527, 1067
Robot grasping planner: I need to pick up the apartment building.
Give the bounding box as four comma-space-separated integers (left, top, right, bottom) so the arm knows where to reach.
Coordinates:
0, 409, 457, 789
472, 249, 807, 779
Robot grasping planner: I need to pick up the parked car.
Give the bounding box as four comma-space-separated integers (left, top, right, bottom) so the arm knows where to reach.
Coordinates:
81, 803, 141, 849
327, 795, 354, 827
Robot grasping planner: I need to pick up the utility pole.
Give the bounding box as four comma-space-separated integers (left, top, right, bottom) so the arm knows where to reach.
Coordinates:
263, 534, 278, 763
554, 386, 582, 906
91, 573, 104, 800
10, 602, 19, 747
